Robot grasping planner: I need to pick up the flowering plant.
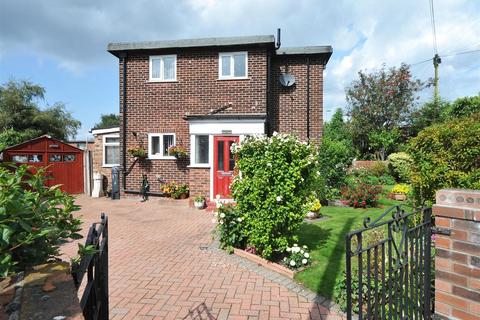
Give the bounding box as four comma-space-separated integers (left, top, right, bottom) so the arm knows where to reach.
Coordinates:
231, 132, 322, 259
213, 201, 246, 250
283, 244, 311, 270
309, 197, 322, 212
128, 147, 147, 158
391, 183, 410, 195
341, 182, 382, 208
168, 145, 188, 159
160, 181, 188, 197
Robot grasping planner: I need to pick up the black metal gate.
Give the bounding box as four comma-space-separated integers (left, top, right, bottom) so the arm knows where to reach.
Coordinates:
72, 213, 109, 320
345, 206, 434, 319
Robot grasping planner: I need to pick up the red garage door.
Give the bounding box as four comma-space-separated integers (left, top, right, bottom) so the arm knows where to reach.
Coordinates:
2, 136, 84, 194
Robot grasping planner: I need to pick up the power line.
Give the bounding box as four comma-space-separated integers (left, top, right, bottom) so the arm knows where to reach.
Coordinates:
429, 0, 438, 54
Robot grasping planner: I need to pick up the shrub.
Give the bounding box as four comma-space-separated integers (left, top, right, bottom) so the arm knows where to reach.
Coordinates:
391, 184, 410, 195
0, 164, 82, 276
348, 168, 394, 186
341, 181, 382, 208
387, 152, 413, 182
214, 203, 246, 250
317, 138, 354, 200
231, 133, 321, 259
283, 244, 311, 269
369, 162, 388, 177
408, 113, 480, 204
171, 184, 189, 199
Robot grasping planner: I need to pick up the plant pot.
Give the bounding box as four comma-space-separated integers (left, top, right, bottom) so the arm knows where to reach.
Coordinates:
194, 200, 205, 209
306, 211, 319, 219
179, 193, 188, 199
393, 193, 407, 201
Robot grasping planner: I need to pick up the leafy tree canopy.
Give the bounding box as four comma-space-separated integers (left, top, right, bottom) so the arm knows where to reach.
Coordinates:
93, 113, 120, 130
0, 80, 81, 149
345, 63, 427, 157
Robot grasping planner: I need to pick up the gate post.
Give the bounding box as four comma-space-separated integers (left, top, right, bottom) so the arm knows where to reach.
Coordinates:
433, 189, 480, 320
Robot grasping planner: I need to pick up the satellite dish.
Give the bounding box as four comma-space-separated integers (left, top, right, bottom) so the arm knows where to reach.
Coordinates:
279, 73, 295, 87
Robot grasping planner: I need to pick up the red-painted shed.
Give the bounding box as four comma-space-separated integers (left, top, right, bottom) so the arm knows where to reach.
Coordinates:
2, 135, 84, 194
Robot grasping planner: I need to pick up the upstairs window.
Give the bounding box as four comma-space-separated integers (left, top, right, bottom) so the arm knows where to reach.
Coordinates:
148, 133, 176, 159
219, 52, 248, 79
149, 55, 177, 81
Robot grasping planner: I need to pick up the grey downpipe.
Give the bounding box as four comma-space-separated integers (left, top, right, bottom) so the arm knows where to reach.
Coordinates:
122, 54, 128, 190
306, 56, 310, 141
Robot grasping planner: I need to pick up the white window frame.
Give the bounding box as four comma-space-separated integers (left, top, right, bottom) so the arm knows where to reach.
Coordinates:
149, 55, 177, 82
102, 134, 120, 167
189, 134, 211, 168
148, 133, 176, 159
218, 52, 248, 80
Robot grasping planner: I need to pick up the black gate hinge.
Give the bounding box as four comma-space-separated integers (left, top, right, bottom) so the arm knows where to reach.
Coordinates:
432, 226, 451, 236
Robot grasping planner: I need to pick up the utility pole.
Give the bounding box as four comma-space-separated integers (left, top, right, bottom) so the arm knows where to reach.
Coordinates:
433, 53, 441, 118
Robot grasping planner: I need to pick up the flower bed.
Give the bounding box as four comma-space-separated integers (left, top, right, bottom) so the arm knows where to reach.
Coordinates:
233, 248, 299, 278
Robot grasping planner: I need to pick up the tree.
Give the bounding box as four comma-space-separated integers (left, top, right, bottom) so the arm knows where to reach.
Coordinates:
447, 94, 480, 118
367, 128, 401, 160
93, 113, 120, 129
409, 99, 451, 136
0, 80, 80, 149
323, 108, 352, 144
345, 63, 427, 157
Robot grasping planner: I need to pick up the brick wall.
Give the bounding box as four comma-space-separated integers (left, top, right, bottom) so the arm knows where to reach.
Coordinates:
271, 55, 324, 143
120, 47, 268, 192
433, 189, 480, 320
189, 168, 210, 198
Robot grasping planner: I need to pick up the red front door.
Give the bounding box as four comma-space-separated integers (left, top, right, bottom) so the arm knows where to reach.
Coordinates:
213, 136, 239, 199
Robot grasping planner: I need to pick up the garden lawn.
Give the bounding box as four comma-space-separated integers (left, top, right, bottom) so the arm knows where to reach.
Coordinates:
294, 196, 409, 299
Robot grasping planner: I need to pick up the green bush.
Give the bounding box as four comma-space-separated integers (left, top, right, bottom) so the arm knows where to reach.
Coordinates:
387, 152, 413, 183
231, 133, 321, 259
408, 113, 480, 204
0, 164, 82, 276
214, 203, 245, 250
340, 182, 383, 208
348, 168, 395, 186
317, 138, 354, 200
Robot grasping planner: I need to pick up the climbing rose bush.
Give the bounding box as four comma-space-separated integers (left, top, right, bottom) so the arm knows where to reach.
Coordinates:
231, 133, 321, 259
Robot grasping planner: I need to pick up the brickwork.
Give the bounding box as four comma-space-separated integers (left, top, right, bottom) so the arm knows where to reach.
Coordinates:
433, 189, 480, 320
189, 167, 210, 199
117, 45, 327, 195
271, 55, 324, 143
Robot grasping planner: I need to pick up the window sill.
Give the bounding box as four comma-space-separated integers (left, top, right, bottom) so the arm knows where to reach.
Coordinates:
146, 79, 178, 83
102, 164, 119, 168
187, 164, 211, 169
148, 156, 177, 160
217, 77, 250, 81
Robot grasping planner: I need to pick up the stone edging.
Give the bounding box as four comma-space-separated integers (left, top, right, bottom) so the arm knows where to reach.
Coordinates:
233, 248, 297, 278
6, 272, 24, 320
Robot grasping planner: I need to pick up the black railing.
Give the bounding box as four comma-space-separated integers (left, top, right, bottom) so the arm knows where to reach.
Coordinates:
72, 213, 109, 320
345, 206, 434, 319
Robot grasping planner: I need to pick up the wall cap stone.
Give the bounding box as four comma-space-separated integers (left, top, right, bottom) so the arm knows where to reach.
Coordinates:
436, 189, 480, 209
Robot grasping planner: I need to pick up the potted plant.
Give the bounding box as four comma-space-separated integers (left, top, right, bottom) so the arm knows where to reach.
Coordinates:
168, 145, 188, 159
128, 147, 147, 159
193, 195, 205, 209
306, 197, 322, 219
171, 184, 189, 199
390, 183, 410, 201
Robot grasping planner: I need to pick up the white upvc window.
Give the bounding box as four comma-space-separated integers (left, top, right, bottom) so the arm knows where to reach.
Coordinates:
218, 52, 248, 79
148, 133, 176, 159
149, 55, 177, 82
190, 135, 210, 167
103, 134, 120, 167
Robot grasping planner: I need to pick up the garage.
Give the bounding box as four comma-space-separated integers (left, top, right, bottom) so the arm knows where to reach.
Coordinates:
2, 135, 84, 194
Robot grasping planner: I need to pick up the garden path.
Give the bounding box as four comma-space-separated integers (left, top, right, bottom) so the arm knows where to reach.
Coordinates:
62, 195, 345, 320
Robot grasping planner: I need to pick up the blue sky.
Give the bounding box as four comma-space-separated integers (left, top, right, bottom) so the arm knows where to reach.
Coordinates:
1, 0, 479, 139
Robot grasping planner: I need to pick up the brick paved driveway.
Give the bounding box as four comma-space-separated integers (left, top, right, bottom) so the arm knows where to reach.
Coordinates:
62, 195, 345, 320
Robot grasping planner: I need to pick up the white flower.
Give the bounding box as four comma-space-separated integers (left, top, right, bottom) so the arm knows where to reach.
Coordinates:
267, 162, 272, 167
219, 220, 224, 224
283, 257, 287, 261
220, 212, 226, 218
216, 201, 222, 209
304, 253, 310, 258
293, 244, 298, 247
303, 245, 307, 249
216, 194, 221, 200
286, 247, 291, 252
316, 171, 321, 176
276, 196, 282, 202
214, 211, 218, 217
237, 217, 242, 222
300, 250, 304, 254
302, 259, 308, 265
290, 260, 296, 267
273, 131, 279, 136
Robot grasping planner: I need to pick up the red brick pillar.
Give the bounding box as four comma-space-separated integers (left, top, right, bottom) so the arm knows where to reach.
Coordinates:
433, 189, 480, 319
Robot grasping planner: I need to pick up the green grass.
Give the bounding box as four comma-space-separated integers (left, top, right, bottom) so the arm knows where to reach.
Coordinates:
294, 195, 407, 299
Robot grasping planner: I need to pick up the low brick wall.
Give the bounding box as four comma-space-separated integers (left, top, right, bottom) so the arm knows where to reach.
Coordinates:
433, 189, 480, 320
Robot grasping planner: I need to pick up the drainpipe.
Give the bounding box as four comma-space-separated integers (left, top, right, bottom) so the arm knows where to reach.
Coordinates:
121, 52, 128, 190
266, 28, 281, 136
306, 56, 311, 142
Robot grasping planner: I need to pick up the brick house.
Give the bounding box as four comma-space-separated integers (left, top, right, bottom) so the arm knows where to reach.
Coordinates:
107, 33, 332, 200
